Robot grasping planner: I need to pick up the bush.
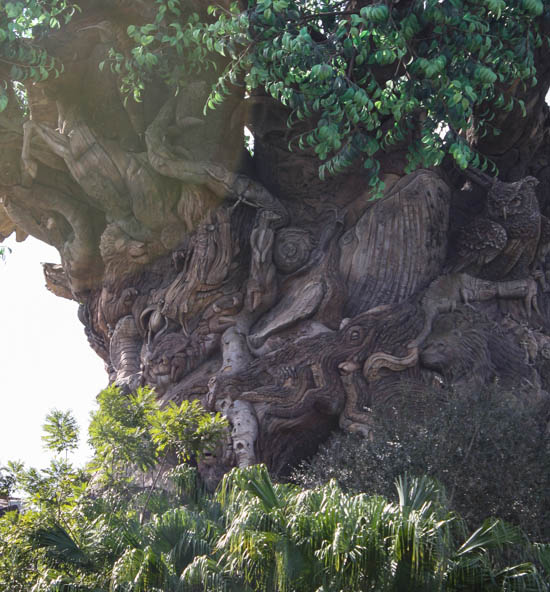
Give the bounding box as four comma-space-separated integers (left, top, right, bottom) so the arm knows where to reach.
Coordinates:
293, 383, 550, 540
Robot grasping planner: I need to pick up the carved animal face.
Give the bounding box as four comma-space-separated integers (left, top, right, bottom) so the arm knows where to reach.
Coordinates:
336, 303, 418, 366
540, 341, 550, 360
486, 177, 539, 223
335, 319, 381, 368
100, 223, 154, 281
420, 328, 490, 378
420, 337, 456, 372
342, 323, 368, 349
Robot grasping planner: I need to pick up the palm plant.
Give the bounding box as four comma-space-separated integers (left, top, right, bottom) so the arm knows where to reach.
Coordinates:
24, 462, 549, 592
110, 504, 220, 592
29, 519, 113, 591
30, 469, 222, 592
185, 466, 547, 592
203, 465, 405, 591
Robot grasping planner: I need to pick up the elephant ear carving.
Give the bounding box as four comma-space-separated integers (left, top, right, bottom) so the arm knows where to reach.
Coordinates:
339, 170, 451, 316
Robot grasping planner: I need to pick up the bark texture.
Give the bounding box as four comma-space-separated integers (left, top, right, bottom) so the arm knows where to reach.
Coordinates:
3, 1, 550, 478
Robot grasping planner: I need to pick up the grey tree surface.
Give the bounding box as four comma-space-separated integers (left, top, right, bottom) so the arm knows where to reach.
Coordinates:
2, 0, 550, 479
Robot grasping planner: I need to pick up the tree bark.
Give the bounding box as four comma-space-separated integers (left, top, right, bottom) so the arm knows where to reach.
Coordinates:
3, 1, 550, 479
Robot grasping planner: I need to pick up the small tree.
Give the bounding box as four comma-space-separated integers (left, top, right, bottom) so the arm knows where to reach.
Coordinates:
88, 385, 228, 505
0, 468, 15, 501
88, 385, 159, 481
149, 399, 229, 465
42, 409, 79, 460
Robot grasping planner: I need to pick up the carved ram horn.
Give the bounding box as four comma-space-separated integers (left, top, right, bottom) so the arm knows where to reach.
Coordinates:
362, 346, 419, 382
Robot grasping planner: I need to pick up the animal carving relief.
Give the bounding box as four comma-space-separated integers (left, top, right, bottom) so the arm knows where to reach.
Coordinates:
109, 315, 142, 391
273, 227, 314, 274
68, 166, 550, 474
11, 37, 550, 480
451, 172, 550, 281
99, 224, 155, 286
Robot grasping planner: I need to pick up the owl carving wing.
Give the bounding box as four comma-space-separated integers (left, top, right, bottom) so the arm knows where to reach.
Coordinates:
536, 214, 550, 263
449, 217, 508, 274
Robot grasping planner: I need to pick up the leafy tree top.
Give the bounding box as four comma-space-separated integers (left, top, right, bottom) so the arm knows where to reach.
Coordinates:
192, 0, 547, 186
0, 0, 548, 190
41, 409, 79, 457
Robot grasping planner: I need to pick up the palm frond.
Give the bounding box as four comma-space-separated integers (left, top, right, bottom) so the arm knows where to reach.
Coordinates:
33, 524, 93, 571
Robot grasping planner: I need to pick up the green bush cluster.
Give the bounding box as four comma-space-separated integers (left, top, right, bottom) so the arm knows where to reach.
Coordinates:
294, 384, 550, 541
1, 385, 549, 591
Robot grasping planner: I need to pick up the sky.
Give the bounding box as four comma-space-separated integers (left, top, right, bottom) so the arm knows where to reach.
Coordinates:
0, 235, 106, 471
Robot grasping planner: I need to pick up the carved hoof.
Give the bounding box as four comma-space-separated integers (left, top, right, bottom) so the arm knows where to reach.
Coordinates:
338, 361, 361, 375
525, 279, 540, 317
21, 158, 38, 186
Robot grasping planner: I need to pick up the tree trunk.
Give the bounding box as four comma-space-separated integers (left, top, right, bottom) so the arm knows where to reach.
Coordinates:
2, 0, 550, 479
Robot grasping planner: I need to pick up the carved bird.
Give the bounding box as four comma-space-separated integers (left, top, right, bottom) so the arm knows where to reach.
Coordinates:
451, 173, 549, 281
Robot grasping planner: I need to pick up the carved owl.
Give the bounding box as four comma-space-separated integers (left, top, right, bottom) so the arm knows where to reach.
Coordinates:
452, 175, 549, 280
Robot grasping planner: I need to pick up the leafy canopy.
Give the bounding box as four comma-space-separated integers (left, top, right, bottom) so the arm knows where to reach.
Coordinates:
1, 0, 548, 190
106, 0, 549, 189
0, 0, 77, 108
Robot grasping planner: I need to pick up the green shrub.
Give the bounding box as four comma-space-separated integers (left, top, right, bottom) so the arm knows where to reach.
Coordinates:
294, 383, 550, 540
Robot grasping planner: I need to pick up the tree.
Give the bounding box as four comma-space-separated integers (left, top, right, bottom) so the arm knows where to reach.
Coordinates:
42, 409, 79, 458
87, 385, 227, 494
0, 468, 15, 500
1, 0, 550, 480
0, 390, 227, 591
293, 383, 550, 539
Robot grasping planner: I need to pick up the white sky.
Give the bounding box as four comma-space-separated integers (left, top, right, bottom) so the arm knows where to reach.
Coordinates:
0, 235, 106, 470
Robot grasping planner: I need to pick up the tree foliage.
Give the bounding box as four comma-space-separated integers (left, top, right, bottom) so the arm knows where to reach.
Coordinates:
0, 387, 229, 591
88, 386, 228, 483
4, 390, 550, 591
0, 0, 76, 104
2, 458, 550, 591
191, 0, 548, 183
87, 0, 550, 188
0, 0, 549, 190
42, 409, 79, 457
1, 391, 549, 590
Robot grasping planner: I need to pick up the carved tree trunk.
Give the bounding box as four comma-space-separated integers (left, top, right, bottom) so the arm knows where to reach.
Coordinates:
3, 0, 550, 479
